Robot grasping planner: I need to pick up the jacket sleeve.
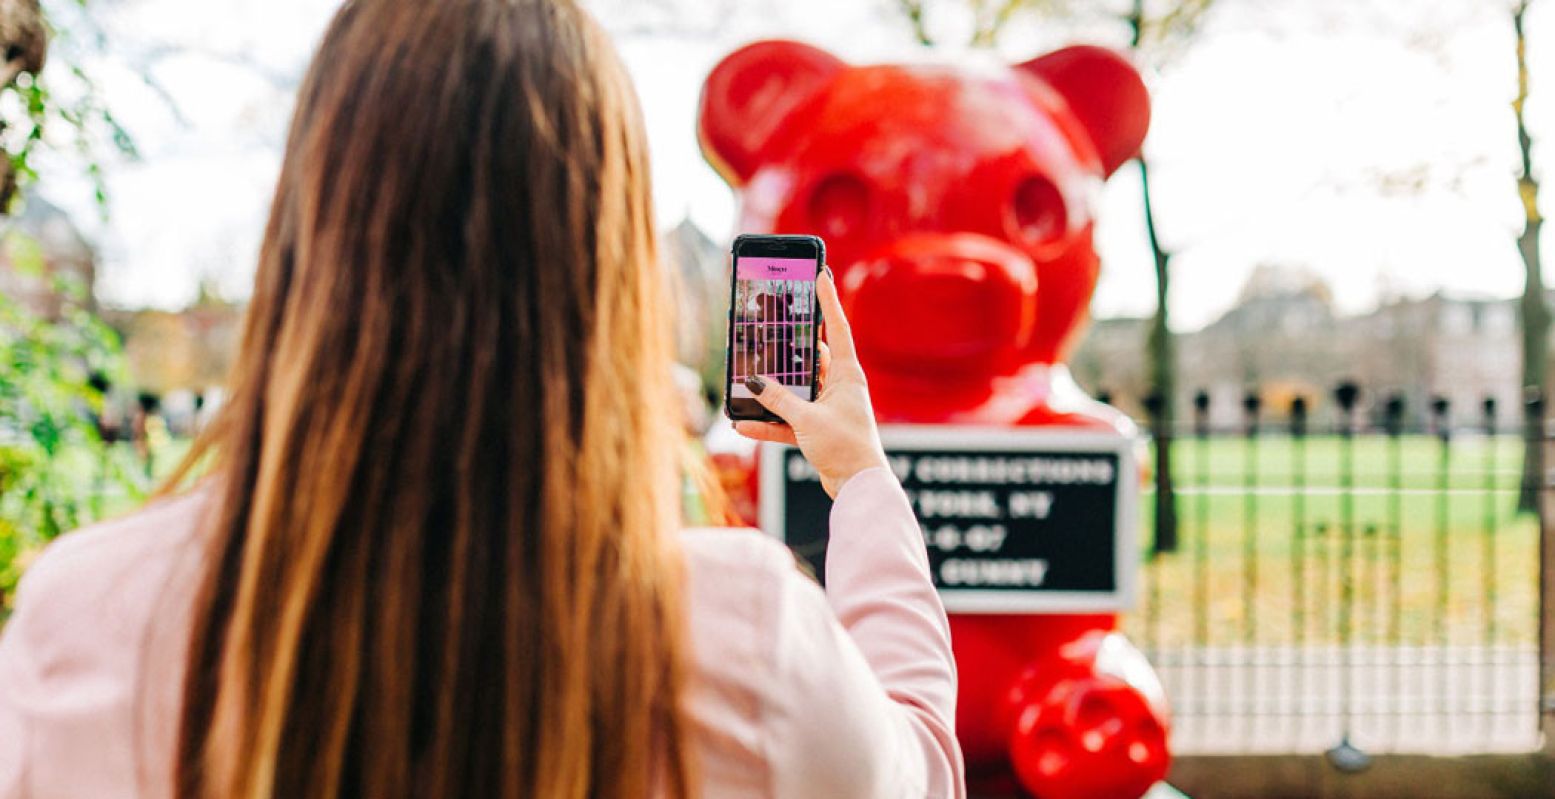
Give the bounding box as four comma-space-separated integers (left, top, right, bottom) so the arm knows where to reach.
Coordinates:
764, 467, 965, 799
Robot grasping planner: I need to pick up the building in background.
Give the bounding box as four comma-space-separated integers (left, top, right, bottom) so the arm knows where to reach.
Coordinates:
0, 197, 97, 319
103, 283, 243, 400
98, 217, 733, 427
661, 217, 727, 401
1071, 264, 1526, 431
4, 201, 1528, 436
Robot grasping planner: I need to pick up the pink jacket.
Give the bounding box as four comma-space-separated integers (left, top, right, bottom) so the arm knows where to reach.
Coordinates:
0, 466, 964, 798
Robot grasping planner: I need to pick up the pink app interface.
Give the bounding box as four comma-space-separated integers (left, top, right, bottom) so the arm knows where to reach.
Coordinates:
729, 256, 818, 400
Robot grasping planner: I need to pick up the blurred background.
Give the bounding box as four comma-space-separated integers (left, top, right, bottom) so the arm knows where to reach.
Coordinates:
2, 0, 1554, 796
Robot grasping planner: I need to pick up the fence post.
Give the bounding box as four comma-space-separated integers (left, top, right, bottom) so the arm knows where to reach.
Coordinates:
87, 371, 111, 519
1431, 395, 1453, 746
1481, 397, 1500, 744
1192, 390, 1210, 634
1534, 387, 1555, 756
1241, 391, 1261, 652
1290, 395, 1309, 739
1385, 393, 1405, 745
1327, 381, 1369, 772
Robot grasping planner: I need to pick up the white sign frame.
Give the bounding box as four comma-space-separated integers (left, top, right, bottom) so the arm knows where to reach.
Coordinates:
759, 424, 1140, 614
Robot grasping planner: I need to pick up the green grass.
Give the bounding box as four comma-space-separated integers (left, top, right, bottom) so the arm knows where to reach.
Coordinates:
1124, 435, 1540, 648
1155, 433, 1521, 490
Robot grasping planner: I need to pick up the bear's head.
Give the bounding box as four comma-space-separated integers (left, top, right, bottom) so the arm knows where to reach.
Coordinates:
699, 41, 1148, 422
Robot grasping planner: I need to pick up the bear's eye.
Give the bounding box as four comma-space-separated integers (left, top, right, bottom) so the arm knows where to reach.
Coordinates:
808, 173, 871, 240
1010, 175, 1066, 244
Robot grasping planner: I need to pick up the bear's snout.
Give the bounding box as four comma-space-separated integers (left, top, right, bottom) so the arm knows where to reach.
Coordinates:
839, 232, 1037, 376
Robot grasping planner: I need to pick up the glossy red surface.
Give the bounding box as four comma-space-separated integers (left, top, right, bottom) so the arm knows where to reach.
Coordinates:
1007, 633, 1170, 799
700, 41, 1167, 799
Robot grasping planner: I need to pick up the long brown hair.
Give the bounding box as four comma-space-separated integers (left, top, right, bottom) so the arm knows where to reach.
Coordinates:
171, 1, 690, 795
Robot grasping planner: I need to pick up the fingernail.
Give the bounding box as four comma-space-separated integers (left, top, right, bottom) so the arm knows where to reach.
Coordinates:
823, 264, 834, 279
745, 376, 767, 394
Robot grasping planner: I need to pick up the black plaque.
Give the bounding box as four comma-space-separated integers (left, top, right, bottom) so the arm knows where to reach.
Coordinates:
760, 426, 1138, 612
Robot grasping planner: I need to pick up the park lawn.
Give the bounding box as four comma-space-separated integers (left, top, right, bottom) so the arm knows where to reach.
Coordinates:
1125, 435, 1539, 649
1156, 433, 1523, 491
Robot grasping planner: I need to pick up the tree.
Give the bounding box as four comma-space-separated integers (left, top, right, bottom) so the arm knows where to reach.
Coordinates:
895, 0, 1031, 47
0, 255, 131, 609
1126, 0, 1215, 554
1513, 0, 1547, 512
0, 0, 46, 208
0, 0, 144, 612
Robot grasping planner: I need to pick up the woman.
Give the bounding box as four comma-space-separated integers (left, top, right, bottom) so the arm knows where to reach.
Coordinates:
0, 1, 963, 797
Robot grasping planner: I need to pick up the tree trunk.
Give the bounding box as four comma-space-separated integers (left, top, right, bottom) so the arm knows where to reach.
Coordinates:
1140, 155, 1178, 553
1127, 0, 1179, 553
0, 0, 43, 211
1517, 0, 1548, 513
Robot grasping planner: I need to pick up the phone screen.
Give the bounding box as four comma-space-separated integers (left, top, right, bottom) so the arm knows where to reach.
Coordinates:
726, 248, 820, 420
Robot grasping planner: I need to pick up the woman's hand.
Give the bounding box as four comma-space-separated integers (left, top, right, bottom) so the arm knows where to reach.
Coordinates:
734, 269, 889, 499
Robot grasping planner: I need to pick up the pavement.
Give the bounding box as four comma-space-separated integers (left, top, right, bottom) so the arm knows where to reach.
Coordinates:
1148, 645, 1541, 755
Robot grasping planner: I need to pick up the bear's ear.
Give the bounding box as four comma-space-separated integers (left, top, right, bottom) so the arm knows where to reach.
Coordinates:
1016, 46, 1150, 178
698, 40, 846, 186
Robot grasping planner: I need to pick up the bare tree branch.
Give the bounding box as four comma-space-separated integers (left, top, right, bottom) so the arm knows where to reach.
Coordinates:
971, 0, 1028, 48
897, 0, 936, 46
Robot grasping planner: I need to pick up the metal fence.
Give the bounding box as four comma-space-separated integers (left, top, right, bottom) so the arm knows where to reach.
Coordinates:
1124, 386, 1545, 760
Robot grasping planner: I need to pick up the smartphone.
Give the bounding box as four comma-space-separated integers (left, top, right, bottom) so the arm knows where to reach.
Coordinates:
724, 234, 824, 423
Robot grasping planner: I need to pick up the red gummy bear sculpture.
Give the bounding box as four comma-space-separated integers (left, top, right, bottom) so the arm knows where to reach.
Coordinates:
699, 41, 1169, 799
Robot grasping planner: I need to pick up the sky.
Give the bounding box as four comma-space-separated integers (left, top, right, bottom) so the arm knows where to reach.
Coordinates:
23, 0, 1554, 332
